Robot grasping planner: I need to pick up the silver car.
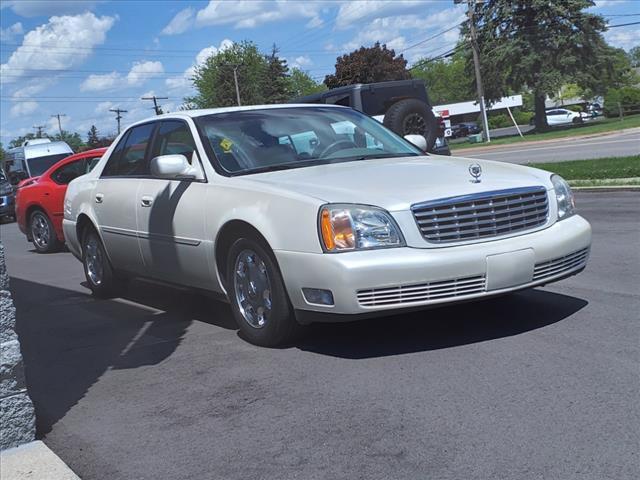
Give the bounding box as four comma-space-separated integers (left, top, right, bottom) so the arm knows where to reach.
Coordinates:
63, 105, 591, 346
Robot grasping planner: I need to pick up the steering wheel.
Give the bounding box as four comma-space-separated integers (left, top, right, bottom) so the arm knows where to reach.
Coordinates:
317, 140, 358, 158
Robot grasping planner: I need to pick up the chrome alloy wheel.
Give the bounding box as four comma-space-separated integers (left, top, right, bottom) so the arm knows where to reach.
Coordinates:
31, 212, 50, 249
85, 235, 104, 286
233, 249, 272, 329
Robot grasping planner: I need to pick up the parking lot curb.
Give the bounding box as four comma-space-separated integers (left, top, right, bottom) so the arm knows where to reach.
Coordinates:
0, 441, 81, 480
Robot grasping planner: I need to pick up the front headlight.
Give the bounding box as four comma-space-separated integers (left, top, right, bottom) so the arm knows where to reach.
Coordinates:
551, 174, 575, 220
319, 204, 405, 252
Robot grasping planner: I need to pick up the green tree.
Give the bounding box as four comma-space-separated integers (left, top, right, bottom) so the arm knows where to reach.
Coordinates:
468, 0, 617, 130
603, 86, 640, 117
0, 142, 5, 171
628, 46, 640, 69
87, 125, 100, 148
324, 42, 411, 89
411, 50, 473, 105
288, 68, 327, 98
9, 133, 38, 148
189, 41, 272, 108
262, 45, 291, 104
53, 131, 85, 152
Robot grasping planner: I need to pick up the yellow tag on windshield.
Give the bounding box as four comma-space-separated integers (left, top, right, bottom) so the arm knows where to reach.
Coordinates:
220, 138, 233, 153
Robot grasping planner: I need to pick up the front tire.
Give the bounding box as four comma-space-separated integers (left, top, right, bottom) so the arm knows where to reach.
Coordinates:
30, 210, 62, 253
226, 237, 299, 347
82, 229, 119, 298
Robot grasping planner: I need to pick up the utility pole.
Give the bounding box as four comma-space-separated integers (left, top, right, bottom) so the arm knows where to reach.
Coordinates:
458, 0, 490, 142
109, 108, 128, 134
33, 125, 45, 138
141, 95, 168, 115
232, 65, 241, 106
51, 113, 66, 136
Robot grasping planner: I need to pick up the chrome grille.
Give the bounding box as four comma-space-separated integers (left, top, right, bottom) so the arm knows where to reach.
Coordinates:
533, 248, 589, 281
357, 275, 486, 307
412, 187, 549, 243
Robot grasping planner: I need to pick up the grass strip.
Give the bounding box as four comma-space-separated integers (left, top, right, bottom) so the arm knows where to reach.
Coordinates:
529, 155, 640, 180
450, 115, 640, 150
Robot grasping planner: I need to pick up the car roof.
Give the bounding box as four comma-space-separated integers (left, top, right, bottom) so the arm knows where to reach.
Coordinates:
125, 104, 347, 128
41, 147, 108, 178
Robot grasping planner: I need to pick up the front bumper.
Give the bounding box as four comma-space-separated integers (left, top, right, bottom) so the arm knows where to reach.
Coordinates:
0, 194, 15, 218
275, 214, 591, 322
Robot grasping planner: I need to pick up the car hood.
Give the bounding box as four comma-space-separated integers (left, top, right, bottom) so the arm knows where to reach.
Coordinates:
249, 155, 553, 211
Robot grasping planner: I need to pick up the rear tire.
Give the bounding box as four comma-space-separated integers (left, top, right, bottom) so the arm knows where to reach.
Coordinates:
82, 229, 120, 298
384, 98, 438, 153
29, 210, 62, 253
226, 237, 300, 347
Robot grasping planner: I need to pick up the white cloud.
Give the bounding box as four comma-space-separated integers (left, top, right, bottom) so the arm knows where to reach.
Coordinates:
195, 0, 322, 29
79, 61, 165, 92
0, 12, 116, 84
289, 56, 313, 69
10, 101, 39, 117
605, 27, 640, 50
161, 7, 195, 35
340, 7, 465, 61
335, 1, 429, 30
1, 1, 103, 18
127, 61, 164, 85
80, 72, 120, 91
165, 40, 233, 94
0, 22, 24, 42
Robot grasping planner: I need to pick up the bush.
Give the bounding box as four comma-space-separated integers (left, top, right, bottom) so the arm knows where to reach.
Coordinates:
604, 86, 640, 117
487, 113, 511, 129
513, 110, 533, 125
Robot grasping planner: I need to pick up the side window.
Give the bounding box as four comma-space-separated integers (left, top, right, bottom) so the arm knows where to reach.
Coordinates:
151, 121, 196, 163
86, 156, 102, 172
101, 123, 156, 177
51, 161, 86, 185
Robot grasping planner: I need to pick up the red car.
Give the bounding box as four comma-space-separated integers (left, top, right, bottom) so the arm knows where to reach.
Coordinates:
16, 148, 107, 253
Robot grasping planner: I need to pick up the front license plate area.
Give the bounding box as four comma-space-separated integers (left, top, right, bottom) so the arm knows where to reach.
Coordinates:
486, 249, 535, 291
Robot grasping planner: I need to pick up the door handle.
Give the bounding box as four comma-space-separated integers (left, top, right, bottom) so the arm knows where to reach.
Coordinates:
140, 196, 153, 207
95, 193, 104, 204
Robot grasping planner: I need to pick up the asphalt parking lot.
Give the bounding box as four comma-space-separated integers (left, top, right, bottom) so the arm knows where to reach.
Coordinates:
1, 191, 638, 480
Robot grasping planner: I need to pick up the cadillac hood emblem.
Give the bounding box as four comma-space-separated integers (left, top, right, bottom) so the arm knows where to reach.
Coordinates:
469, 163, 482, 183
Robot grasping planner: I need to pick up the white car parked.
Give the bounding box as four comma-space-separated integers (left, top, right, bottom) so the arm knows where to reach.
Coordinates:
545, 108, 588, 125
63, 105, 591, 346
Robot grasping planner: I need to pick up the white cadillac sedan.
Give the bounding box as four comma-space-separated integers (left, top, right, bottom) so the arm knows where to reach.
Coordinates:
63, 105, 591, 346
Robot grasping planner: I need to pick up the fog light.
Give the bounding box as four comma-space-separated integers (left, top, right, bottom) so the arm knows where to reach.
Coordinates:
302, 288, 334, 306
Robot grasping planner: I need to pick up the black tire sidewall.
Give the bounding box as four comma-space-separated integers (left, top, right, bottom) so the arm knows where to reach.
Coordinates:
30, 210, 60, 253
383, 98, 438, 152
226, 237, 297, 347
82, 229, 117, 298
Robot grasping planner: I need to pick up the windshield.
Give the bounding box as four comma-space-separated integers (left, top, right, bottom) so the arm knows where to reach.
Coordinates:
26, 153, 71, 177
195, 107, 423, 175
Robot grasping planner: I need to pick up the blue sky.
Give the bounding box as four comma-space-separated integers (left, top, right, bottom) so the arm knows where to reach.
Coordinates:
1, 0, 638, 145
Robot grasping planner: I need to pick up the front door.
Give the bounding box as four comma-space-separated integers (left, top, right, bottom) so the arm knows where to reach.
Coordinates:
92, 123, 156, 273
136, 120, 210, 288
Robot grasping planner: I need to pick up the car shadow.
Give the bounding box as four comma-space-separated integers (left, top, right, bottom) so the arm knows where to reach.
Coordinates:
10, 276, 234, 437
296, 289, 588, 359
11, 272, 586, 436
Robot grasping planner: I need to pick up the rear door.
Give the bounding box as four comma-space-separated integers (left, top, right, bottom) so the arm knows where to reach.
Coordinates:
92, 123, 156, 274
136, 120, 210, 288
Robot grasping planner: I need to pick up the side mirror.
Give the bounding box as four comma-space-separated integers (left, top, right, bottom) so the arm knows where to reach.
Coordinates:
404, 134, 427, 152
150, 154, 198, 179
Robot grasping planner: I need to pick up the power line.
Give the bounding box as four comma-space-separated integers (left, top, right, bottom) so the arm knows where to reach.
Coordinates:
33, 125, 46, 138
51, 113, 66, 136
606, 21, 640, 28
109, 108, 127, 134
141, 95, 168, 115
